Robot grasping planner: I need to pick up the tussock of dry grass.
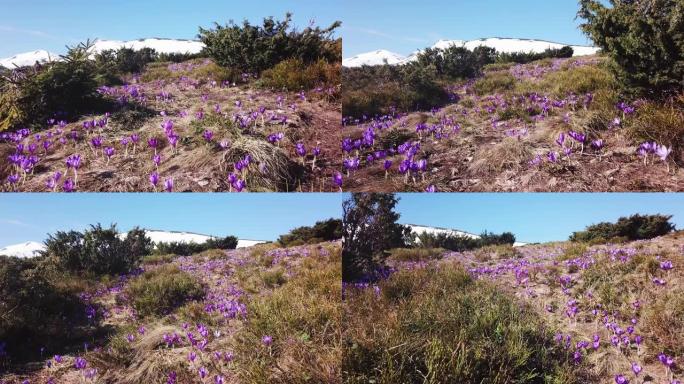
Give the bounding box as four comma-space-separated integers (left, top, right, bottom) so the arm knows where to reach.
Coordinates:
468, 137, 534, 174
387, 247, 445, 262
343, 263, 588, 383
230, 248, 341, 383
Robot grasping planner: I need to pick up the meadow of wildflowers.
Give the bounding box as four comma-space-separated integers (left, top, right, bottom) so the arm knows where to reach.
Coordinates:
343, 227, 684, 383
0, 239, 341, 383
338, 56, 682, 192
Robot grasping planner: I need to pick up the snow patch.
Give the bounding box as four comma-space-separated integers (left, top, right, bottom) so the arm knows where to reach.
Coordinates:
0, 50, 57, 68
0, 241, 45, 258
342, 49, 408, 67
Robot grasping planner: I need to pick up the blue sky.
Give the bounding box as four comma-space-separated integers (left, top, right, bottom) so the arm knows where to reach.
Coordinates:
342, 0, 599, 57
0, 193, 343, 247
0, 0, 343, 57
395, 193, 684, 243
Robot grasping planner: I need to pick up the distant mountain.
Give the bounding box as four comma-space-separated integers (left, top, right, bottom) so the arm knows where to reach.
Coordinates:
0, 229, 267, 258
0, 241, 45, 258
342, 49, 409, 67
343, 37, 600, 67
405, 224, 528, 247
0, 50, 56, 68
0, 38, 205, 68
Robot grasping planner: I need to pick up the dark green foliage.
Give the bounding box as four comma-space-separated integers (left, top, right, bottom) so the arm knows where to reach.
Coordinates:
278, 218, 343, 247
154, 235, 238, 255
342, 193, 413, 281
198, 13, 341, 73
104, 47, 157, 74
42, 224, 151, 275
125, 264, 205, 317
0, 40, 108, 130
156, 51, 205, 63
342, 63, 450, 118
0, 256, 88, 364
495, 45, 574, 64
570, 214, 675, 242
260, 58, 340, 92
415, 230, 516, 252
417, 45, 497, 78
578, 0, 684, 97
205, 235, 238, 250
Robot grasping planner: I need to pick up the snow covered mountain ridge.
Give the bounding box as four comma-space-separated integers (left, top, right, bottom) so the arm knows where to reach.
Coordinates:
343, 37, 600, 67
0, 38, 205, 68
0, 229, 268, 258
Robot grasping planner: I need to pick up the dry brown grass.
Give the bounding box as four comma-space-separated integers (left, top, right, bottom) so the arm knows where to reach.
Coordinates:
468, 137, 534, 175
627, 94, 684, 162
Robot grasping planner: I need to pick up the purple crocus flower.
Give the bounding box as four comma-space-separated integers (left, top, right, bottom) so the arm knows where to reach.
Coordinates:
147, 138, 159, 150
343, 157, 360, 171
66, 154, 82, 169
568, 130, 586, 143
74, 356, 87, 370
63, 179, 76, 192
153, 154, 162, 167
167, 372, 177, 384
164, 178, 174, 192
556, 132, 565, 147
656, 145, 672, 161
104, 147, 115, 158
615, 375, 629, 384
295, 143, 306, 157
332, 172, 343, 189
161, 120, 174, 132
658, 353, 674, 367
383, 160, 392, 171
232, 179, 246, 192
91, 136, 103, 148
149, 172, 159, 188
591, 139, 604, 150
425, 185, 436, 192
199, 367, 208, 379
631, 362, 642, 376
203, 130, 214, 142
262, 335, 273, 346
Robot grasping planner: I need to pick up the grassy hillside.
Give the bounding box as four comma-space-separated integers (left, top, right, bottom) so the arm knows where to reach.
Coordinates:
343, 232, 684, 383
0, 57, 341, 192
0, 241, 342, 383
339, 56, 683, 192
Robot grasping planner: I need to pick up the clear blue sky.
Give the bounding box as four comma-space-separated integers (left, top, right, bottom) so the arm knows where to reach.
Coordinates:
342, 0, 600, 57
0, 193, 343, 247
0, 0, 343, 57
395, 193, 684, 243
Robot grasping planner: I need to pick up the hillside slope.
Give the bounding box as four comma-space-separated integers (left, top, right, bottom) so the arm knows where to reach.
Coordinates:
0, 58, 342, 192
340, 56, 682, 192
346, 232, 684, 383
0, 241, 342, 383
